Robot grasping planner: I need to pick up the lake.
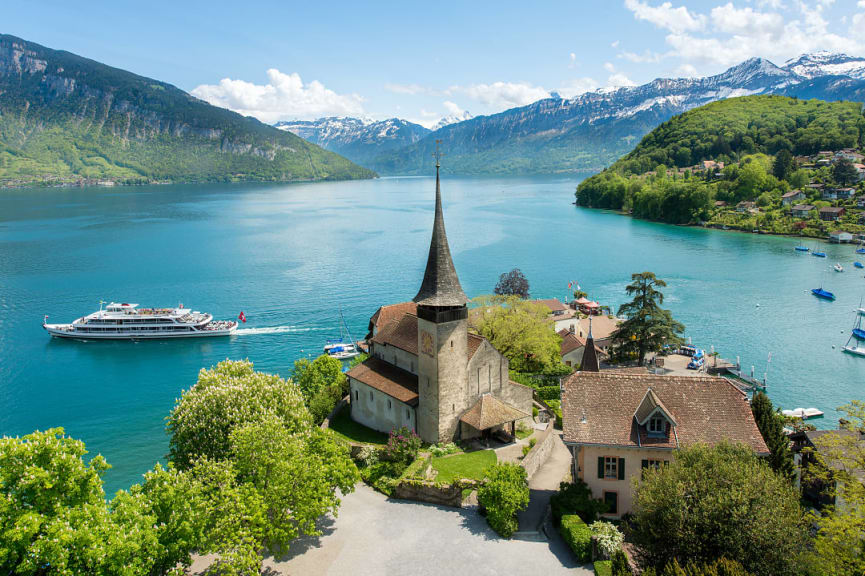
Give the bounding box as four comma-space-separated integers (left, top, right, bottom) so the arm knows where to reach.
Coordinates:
1, 175, 863, 494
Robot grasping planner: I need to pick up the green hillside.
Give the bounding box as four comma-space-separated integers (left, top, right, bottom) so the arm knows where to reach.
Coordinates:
0, 34, 374, 186
576, 95, 865, 233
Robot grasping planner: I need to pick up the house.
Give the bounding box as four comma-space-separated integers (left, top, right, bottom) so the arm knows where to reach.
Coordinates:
822, 189, 838, 200
829, 231, 854, 243
561, 371, 769, 518
790, 204, 815, 218
559, 328, 606, 368
573, 297, 602, 316
348, 163, 532, 443
836, 188, 855, 200
714, 200, 727, 208
560, 314, 621, 352
835, 149, 865, 163
537, 298, 569, 317
819, 206, 845, 221
791, 429, 864, 513
781, 190, 806, 206
736, 201, 757, 213
858, 196, 865, 208
854, 163, 865, 181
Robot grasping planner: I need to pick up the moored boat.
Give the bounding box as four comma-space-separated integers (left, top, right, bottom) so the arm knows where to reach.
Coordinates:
43, 302, 237, 340
855, 262, 864, 269
834, 263, 844, 272
843, 300, 865, 357
794, 245, 809, 252
323, 307, 361, 360
813, 251, 827, 258
811, 288, 835, 300
782, 407, 825, 419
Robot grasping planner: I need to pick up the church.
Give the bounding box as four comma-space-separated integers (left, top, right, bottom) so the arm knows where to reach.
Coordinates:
346, 157, 533, 444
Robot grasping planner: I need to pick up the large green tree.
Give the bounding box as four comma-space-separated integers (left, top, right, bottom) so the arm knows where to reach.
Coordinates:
833, 158, 859, 187
292, 354, 347, 402
750, 392, 795, 479
470, 295, 564, 372
805, 400, 865, 576
167, 359, 310, 468
772, 149, 793, 181
630, 442, 808, 576
611, 272, 684, 364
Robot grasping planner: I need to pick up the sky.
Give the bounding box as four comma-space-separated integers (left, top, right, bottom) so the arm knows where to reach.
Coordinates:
4, 0, 865, 127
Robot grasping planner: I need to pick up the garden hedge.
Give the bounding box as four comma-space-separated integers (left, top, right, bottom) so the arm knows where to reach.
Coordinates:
560, 514, 592, 562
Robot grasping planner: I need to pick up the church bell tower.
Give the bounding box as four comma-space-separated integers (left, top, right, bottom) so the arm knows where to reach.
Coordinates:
414, 144, 469, 443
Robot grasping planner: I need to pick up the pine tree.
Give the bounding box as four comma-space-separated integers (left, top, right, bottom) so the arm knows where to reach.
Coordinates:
750, 392, 794, 479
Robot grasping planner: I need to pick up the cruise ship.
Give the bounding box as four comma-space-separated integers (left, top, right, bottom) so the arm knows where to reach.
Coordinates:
43, 302, 238, 340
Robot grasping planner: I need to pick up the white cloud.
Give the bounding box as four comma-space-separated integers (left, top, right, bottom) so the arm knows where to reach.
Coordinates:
384, 83, 428, 95
451, 81, 550, 110
558, 77, 600, 98
604, 61, 616, 72
626, 0, 865, 72
676, 63, 699, 77
191, 69, 363, 123
607, 72, 638, 87
619, 49, 665, 63
611, 40, 621, 48
443, 101, 466, 116
624, 0, 706, 32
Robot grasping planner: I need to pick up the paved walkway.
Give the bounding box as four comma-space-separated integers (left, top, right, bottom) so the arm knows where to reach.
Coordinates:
517, 430, 573, 533
191, 483, 591, 576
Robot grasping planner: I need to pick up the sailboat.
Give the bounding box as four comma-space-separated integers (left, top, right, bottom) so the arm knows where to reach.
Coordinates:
323, 308, 361, 360
842, 301, 865, 357
812, 269, 835, 301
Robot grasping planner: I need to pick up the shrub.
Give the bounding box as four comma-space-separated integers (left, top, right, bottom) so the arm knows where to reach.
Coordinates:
522, 444, 531, 458
535, 385, 561, 401
429, 442, 459, 457
532, 406, 539, 418
642, 558, 753, 576
477, 463, 529, 538
560, 514, 593, 562
611, 549, 632, 576
354, 445, 380, 468
590, 520, 624, 560
594, 560, 612, 576
551, 480, 608, 523
529, 437, 537, 448
359, 459, 407, 495
383, 426, 421, 463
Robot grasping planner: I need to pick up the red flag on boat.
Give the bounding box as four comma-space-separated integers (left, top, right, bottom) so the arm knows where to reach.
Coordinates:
568, 281, 573, 289
238, 311, 246, 323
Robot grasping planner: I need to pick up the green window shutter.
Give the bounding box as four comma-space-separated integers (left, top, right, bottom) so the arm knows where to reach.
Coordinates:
618, 458, 626, 480
641, 459, 649, 469
598, 456, 604, 479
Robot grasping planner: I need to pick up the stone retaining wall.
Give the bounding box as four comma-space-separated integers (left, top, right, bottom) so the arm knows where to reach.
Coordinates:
520, 420, 556, 481
320, 395, 350, 430
392, 478, 478, 508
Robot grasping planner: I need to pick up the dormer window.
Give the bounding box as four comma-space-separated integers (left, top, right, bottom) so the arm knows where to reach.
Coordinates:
648, 415, 666, 435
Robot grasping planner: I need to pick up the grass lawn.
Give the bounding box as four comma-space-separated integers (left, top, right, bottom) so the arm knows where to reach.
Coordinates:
327, 408, 388, 445
431, 449, 497, 483
515, 426, 534, 440
593, 560, 611, 576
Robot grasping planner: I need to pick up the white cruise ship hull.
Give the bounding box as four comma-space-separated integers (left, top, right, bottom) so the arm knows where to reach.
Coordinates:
44, 323, 237, 340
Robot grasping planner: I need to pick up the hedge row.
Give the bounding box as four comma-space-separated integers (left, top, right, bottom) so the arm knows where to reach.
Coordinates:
560, 514, 592, 562
534, 385, 561, 401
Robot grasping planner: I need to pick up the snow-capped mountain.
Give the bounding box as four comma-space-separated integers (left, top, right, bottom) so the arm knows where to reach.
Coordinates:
275, 116, 430, 167
432, 110, 473, 131
371, 52, 865, 175
784, 51, 865, 80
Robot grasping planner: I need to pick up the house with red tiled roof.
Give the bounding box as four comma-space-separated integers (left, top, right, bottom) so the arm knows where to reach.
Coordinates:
561, 371, 769, 518
347, 162, 532, 443
558, 328, 606, 368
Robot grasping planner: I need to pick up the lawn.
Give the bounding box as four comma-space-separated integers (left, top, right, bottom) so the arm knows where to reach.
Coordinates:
593, 560, 611, 576
515, 426, 534, 440
430, 449, 497, 483
327, 408, 388, 445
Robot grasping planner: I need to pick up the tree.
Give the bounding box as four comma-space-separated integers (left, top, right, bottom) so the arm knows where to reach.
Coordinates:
470, 295, 564, 372
630, 442, 808, 576
806, 400, 865, 576
788, 168, 809, 189
477, 463, 529, 538
229, 414, 359, 554
772, 149, 793, 181
292, 354, 347, 402
573, 289, 588, 301
833, 158, 859, 186
611, 272, 684, 365
167, 359, 310, 468
750, 392, 794, 479
494, 268, 530, 298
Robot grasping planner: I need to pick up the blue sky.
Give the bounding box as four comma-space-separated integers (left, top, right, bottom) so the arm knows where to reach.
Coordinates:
4, 0, 865, 126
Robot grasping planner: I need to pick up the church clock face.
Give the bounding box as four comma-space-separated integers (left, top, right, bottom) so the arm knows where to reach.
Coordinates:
420, 330, 434, 357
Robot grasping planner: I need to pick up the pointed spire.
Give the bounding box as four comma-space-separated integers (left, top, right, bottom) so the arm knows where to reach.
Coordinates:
581, 317, 600, 372
413, 143, 468, 308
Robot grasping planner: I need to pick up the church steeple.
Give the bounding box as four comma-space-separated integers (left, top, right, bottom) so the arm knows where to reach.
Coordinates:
413, 143, 468, 308
581, 317, 600, 372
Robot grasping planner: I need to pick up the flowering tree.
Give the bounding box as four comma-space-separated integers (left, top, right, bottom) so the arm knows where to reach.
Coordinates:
167, 359, 309, 468
384, 426, 421, 463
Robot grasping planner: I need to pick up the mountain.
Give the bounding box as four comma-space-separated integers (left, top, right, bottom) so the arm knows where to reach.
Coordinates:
0, 35, 374, 187
432, 110, 473, 131
369, 53, 865, 176
275, 116, 429, 169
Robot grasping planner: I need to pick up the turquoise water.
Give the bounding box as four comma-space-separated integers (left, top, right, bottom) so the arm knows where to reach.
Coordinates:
1, 175, 863, 494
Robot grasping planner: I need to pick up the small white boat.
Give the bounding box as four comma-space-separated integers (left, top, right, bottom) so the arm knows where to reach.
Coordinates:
323, 307, 361, 360
782, 407, 825, 419
843, 344, 865, 356
834, 263, 844, 272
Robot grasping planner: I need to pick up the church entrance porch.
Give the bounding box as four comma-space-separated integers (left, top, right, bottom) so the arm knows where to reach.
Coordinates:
459, 393, 530, 444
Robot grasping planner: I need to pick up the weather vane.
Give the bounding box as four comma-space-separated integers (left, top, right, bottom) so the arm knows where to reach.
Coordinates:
433, 139, 445, 167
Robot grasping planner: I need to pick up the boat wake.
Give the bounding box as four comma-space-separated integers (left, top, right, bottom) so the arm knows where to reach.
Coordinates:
235, 325, 325, 336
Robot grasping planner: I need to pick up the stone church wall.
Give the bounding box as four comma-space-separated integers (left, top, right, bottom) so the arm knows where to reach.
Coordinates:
370, 342, 418, 375
349, 379, 415, 434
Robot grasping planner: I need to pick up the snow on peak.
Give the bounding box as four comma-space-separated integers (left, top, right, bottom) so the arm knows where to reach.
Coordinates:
784, 52, 865, 80
432, 111, 473, 131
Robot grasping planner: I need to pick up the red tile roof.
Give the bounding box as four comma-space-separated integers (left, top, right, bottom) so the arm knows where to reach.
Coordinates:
558, 329, 605, 358
561, 372, 768, 454
537, 298, 568, 313
346, 356, 419, 406
368, 302, 417, 335
460, 393, 530, 430
372, 313, 419, 355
